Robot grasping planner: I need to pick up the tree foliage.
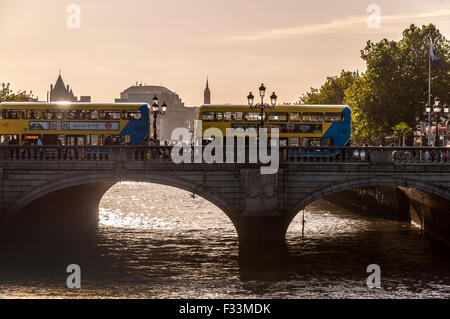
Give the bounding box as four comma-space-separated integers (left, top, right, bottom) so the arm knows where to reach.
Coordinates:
0, 82, 37, 103
299, 70, 358, 104
300, 24, 449, 144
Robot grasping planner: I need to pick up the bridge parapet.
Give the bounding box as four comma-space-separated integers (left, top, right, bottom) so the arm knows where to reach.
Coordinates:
0, 146, 449, 165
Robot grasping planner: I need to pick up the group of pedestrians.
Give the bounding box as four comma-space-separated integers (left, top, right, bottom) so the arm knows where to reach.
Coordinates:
143, 137, 171, 160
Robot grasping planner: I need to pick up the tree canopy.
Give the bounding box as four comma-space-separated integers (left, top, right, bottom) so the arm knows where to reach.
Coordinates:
0, 82, 37, 103
299, 24, 449, 144
299, 70, 358, 105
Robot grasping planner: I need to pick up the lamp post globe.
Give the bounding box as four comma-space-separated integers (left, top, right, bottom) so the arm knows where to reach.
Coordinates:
247, 92, 255, 107
270, 92, 277, 107
259, 83, 266, 99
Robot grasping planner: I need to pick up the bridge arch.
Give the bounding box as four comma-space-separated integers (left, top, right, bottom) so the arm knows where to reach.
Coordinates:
287, 176, 450, 222
8, 171, 238, 232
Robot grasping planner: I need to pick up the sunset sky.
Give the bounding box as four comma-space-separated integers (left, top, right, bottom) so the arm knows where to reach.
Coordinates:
0, 0, 449, 106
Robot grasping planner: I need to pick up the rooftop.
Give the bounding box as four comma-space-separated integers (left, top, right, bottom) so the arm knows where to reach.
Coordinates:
123, 85, 173, 94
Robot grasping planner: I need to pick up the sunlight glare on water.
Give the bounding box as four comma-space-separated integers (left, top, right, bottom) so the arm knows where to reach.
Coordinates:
0, 181, 448, 299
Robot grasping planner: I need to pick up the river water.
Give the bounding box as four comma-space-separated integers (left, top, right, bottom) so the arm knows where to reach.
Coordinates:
0, 182, 449, 298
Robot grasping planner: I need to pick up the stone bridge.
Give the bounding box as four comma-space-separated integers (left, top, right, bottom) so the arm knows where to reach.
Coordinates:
0, 146, 449, 249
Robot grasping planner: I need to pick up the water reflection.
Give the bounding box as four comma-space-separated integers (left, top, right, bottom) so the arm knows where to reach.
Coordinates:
0, 182, 448, 298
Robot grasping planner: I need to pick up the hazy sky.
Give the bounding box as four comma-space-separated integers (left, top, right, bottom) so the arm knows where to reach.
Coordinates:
0, 0, 449, 106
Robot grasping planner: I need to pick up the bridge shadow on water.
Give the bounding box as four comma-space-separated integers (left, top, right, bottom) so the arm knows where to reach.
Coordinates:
0, 183, 449, 298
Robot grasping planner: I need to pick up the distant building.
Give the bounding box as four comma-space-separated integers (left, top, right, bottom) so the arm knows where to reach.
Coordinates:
204, 77, 211, 105
49, 73, 91, 102
115, 83, 199, 140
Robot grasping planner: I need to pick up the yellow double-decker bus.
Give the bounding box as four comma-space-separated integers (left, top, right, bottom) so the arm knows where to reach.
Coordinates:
0, 102, 149, 146
197, 104, 351, 147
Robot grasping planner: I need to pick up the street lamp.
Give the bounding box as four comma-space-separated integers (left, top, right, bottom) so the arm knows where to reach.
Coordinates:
247, 83, 277, 130
151, 95, 167, 141
415, 112, 422, 146
434, 97, 442, 146
441, 102, 449, 147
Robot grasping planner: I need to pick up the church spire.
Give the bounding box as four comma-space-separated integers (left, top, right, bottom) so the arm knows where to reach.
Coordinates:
204, 77, 211, 105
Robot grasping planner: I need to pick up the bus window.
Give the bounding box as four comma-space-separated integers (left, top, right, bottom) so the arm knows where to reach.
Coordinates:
2, 110, 21, 119
101, 135, 121, 145
310, 138, 321, 146
325, 113, 344, 122
289, 112, 301, 122
122, 111, 141, 120
302, 112, 323, 122
22, 135, 40, 145
302, 138, 309, 146
43, 134, 62, 145
202, 112, 223, 121
100, 110, 120, 120
289, 137, 300, 146
44, 110, 65, 120
245, 112, 266, 122
122, 135, 131, 144
67, 135, 85, 146
67, 110, 86, 120
23, 110, 43, 119
86, 110, 99, 120
0, 134, 19, 144
224, 112, 243, 122
87, 135, 99, 145
268, 112, 288, 122
323, 137, 333, 146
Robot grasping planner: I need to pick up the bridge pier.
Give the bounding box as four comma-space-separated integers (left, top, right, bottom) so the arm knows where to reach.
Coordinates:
235, 216, 290, 264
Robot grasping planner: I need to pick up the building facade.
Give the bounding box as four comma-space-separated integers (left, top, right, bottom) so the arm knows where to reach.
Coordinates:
115, 84, 199, 141
49, 74, 91, 102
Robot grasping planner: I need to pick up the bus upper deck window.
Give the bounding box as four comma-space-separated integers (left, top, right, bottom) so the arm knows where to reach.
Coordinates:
202, 112, 222, 121
123, 111, 141, 120
268, 112, 288, 122
23, 110, 42, 119
245, 112, 266, 122
302, 112, 323, 122
111, 111, 121, 120
289, 112, 300, 122
86, 110, 99, 120
44, 110, 64, 120
325, 113, 344, 122
233, 112, 243, 121
3, 110, 21, 119
68, 110, 86, 120
100, 110, 120, 120
224, 112, 243, 122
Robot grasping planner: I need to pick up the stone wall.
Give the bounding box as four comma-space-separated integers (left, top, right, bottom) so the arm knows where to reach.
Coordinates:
325, 186, 411, 221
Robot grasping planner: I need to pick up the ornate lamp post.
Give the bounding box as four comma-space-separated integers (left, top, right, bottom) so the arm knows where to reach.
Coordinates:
247, 83, 277, 131
151, 95, 167, 141
441, 102, 449, 147
415, 112, 422, 146
433, 97, 442, 146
